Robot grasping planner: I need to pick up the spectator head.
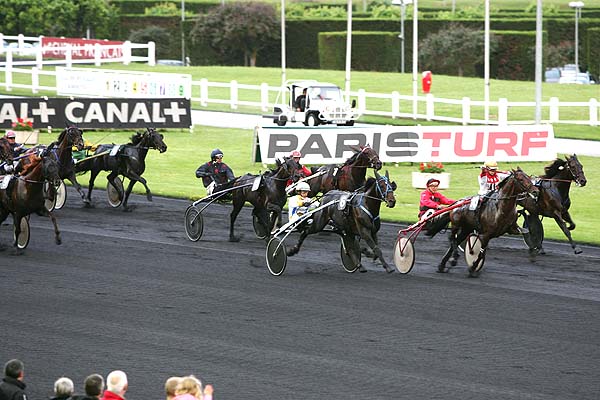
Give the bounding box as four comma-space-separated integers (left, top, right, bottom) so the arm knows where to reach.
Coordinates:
84, 374, 105, 397
175, 376, 202, 399
164, 377, 182, 400
54, 377, 75, 397
4, 359, 24, 380
106, 370, 128, 395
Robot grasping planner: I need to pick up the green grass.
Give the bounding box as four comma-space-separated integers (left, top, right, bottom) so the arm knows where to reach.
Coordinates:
38, 126, 600, 247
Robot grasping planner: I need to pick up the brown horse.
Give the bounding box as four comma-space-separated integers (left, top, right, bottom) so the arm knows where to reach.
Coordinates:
0, 137, 13, 163
288, 170, 397, 273
428, 168, 539, 277
308, 145, 382, 195
0, 150, 62, 254
229, 157, 300, 242
518, 154, 587, 258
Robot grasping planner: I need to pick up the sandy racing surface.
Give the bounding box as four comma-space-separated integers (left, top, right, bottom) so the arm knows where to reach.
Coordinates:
1, 188, 599, 399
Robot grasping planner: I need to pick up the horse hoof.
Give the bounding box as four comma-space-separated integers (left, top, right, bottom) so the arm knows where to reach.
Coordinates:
574, 247, 583, 255
358, 265, 368, 273
84, 202, 93, 208
450, 259, 458, 267
538, 248, 546, 255
122, 206, 134, 212
56, 238, 62, 245
384, 265, 394, 274
147, 195, 153, 202
229, 236, 240, 243
437, 265, 448, 273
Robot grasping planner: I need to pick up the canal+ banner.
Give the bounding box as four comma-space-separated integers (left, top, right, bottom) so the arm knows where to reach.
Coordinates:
0, 98, 191, 129
256, 125, 556, 164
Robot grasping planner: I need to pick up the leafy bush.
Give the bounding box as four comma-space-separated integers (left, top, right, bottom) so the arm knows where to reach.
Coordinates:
128, 26, 173, 58
144, 2, 179, 16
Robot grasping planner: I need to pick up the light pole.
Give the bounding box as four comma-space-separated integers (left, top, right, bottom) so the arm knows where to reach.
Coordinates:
281, 0, 286, 88
569, 1, 584, 73
181, 0, 185, 65
392, 0, 412, 74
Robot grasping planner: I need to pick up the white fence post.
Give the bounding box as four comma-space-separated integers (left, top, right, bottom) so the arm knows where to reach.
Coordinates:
0, 34, 4, 54
200, 78, 208, 107
549, 97, 559, 123
498, 98, 508, 125
357, 89, 366, 114
589, 98, 598, 126
426, 93, 434, 121
17, 33, 24, 49
123, 41, 131, 65
35, 46, 43, 69
147, 41, 156, 66
94, 43, 102, 66
260, 83, 269, 112
230, 80, 238, 110
31, 67, 39, 94
5, 49, 13, 91
462, 97, 471, 125
391, 91, 400, 118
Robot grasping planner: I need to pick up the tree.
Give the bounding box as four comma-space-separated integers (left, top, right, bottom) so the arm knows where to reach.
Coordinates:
0, 0, 117, 38
191, 2, 280, 67
419, 23, 497, 77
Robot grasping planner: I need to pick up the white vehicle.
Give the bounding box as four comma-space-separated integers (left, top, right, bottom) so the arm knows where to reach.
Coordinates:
271, 80, 360, 126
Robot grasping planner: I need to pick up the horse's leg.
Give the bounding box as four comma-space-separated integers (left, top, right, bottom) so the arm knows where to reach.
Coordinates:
67, 173, 90, 205
287, 229, 310, 257
124, 169, 151, 201
562, 210, 576, 231
469, 236, 490, 276
47, 211, 62, 245
553, 213, 582, 254
356, 225, 393, 273
229, 196, 244, 242
438, 229, 462, 273
12, 215, 23, 256
121, 179, 137, 212
86, 168, 101, 204
266, 203, 282, 233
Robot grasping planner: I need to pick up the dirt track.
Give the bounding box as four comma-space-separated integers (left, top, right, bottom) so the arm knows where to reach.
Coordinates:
1, 188, 599, 399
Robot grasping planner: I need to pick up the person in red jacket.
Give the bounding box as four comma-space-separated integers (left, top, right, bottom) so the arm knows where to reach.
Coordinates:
100, 371, 127, 400
418, 177, 455, 221
286, 150, 312, 190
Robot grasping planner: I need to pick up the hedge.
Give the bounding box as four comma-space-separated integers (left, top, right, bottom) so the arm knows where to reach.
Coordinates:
587, 28, 600, 78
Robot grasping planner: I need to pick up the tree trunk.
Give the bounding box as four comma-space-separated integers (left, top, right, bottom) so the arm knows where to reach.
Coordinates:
250, 49, 257, 67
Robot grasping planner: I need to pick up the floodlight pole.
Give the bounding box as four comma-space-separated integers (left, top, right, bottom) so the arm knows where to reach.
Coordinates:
535, 0, 543, 123
484, 0, 490, 123
345, 0, 353, 103
412, 0, 418, 118
181, 0, 185, 65
281, 0, 286, 88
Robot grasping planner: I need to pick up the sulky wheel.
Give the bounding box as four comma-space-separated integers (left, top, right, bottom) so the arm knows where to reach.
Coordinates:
393, 237, 415, 274
14, 217, 31, 250
184, 205, 203, 242
253, 213, 271, 240
465, 234, 485, 277
107, 176, 124, 208
340, 235, 361, 273
44, 182, 57, 212
266, 237, 287, 276
54, 180, 67, 210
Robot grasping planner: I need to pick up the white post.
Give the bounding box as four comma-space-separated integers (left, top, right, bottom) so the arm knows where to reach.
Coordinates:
400, 3, 405, 73
230, 80, 238, 110
123, 41, 131, 65
344, 0, 353, 103
148, 41, 156, 66
36, 45, 43, 69
549, 97, 559, 122
462, 97, 471, 125
569, 2, 585, 73
484, 0, 490, 123
357, 88, 366, 114
534, 0, 543, 123
589, 98, 598, 126
260, 82, 269, 112
32, 67, 39, 94
281, 0, 286, 88
17, 34, 24, 49
412, 0, 418, 118
94, 43, 102, 66
181, 0, 186, 65
5, 49, 13, 91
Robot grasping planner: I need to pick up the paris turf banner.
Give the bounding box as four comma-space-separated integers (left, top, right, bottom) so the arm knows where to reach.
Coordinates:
0, 98, 191, 129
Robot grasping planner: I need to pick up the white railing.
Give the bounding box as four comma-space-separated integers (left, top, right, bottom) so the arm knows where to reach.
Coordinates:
1, 66, 598, 126
0, 33, 155, 68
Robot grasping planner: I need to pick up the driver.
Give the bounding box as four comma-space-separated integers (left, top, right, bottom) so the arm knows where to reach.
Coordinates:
195, 148, 235, 195
419, 178, 455, 222
478, 160, 510, 195
288, 182, 319, 223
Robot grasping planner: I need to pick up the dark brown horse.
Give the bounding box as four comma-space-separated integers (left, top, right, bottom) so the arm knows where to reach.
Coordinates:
429, 168, 539, 277
74, 127, 167, 211
308, 145, 382, 195
0, 137, 13, 163
518, 154, 587, 258
288, 170, 397, 273
229, 156, 300, 242
0, 150, 62, 254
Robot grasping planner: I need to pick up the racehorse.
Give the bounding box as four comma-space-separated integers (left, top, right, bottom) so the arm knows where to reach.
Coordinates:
74, 127, 168, 211
428, 168, 539, 277
0, 137, 13, 163
229, 156, 300, 242
0, 149, 62, 254
307, 145, 382, 195
518, 154, 587, 258
287, 170, 397, 273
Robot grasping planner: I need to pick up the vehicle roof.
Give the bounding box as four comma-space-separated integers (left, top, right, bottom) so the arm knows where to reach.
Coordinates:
286, 80, 340, 89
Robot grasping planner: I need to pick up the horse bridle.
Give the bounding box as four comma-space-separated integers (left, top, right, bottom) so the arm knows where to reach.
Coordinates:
494, 170, 537, 201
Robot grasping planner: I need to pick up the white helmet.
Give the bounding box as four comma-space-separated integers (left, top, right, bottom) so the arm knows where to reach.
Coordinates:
296, 182, 310, 192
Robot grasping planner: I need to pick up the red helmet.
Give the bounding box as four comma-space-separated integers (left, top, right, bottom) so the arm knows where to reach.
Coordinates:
290, 150, 302, 158
426, 178, 441, 187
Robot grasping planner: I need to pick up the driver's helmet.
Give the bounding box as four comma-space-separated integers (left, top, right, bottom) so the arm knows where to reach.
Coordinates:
290, 150, 302, 158
210, 148, 223, 161
484, 160, 498, 170
296, 182, 310, 193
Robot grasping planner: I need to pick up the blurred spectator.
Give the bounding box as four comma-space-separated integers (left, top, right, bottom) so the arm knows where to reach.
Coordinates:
99, 371, 127, 400
164, 377, 181, 400
0, 359, 27, 400
72, 374, 104, 400
51, 377, 74, 400
172, 376, 212, 400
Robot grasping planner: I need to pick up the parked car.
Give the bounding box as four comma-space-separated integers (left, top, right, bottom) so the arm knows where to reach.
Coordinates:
271, 80, 360, 126
559, 74, 596, 85
544, 68, 560, 83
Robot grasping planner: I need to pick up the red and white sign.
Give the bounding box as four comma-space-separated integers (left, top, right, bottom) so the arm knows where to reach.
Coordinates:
41, 37, 124, 60
256, 125, 556, 164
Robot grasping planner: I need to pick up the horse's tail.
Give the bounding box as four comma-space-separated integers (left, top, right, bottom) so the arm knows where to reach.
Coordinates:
424, 212, 451, 238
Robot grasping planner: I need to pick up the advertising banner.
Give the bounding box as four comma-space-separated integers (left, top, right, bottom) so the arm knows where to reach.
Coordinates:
41, 37, 124, 60
256, 125, 556, 164
56, 67, 192, 99
0, 98, 191, 129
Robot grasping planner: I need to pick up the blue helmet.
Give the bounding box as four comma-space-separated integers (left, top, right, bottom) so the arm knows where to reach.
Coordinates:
211, 148, 223, 160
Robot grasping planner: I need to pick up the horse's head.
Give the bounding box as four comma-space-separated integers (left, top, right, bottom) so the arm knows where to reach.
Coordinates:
374, 169, 397, 208
276, 156, 300, 180
351, 145, 382, 170
145, 127, 168, 153
61, 125, 84, 151
510, 167, 540, 200
0, 137, 13, 162
565, 154, 587, 187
